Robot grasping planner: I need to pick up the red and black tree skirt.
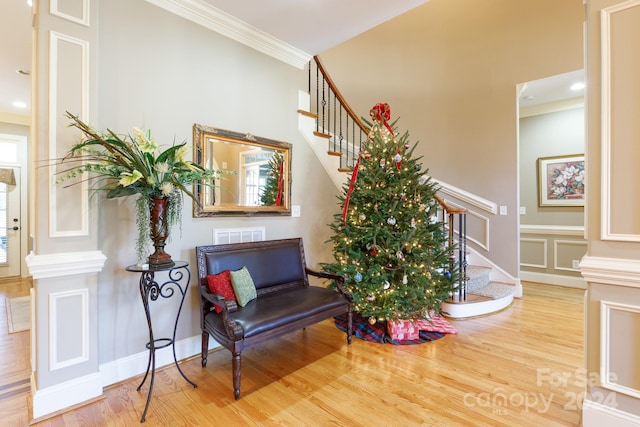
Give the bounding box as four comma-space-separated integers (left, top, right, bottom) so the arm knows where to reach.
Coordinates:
334, 313, 456, 345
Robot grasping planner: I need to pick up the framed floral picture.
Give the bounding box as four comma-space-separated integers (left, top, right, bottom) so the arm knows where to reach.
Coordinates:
537, 154, 585, 207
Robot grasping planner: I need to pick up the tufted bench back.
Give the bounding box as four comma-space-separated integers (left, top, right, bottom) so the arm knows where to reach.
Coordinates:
196, 238, 308, 294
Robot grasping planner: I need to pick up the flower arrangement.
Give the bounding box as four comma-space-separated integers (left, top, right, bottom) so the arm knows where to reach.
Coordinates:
548, 161, 585, 199
57, 112, 227, 262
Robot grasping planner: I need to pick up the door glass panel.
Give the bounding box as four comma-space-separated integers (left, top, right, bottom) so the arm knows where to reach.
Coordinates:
0, 183, 7, 264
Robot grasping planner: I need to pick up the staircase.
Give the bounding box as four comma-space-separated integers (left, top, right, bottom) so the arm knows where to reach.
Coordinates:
299, 56, 517, 319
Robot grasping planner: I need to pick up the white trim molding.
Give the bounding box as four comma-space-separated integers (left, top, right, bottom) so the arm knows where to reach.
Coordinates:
31, 372, 103, 420
580, 256, 640, 288
600, 0, 640, 242
25, 250, 106, 279
48, 30, 90, 238
554, 239, 587, 272
520, 224, 585, 237
434, 179, 498, 215
520, 237, 548, 269
145, 0, 311, 69
99, 334, 219, 387
519, 271, 586, 289
600, 300, 640, 399
50, 0, 90, 26
49, 289, 90, 370
583, 398, 640, 427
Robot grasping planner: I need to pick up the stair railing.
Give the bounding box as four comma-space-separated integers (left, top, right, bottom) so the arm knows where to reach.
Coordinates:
434, 195, 468, 302
308, 55, 469, 301
308, 56, 369, 171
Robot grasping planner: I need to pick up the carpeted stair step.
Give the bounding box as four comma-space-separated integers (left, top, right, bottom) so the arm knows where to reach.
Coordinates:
467, 282, 516, 300
465, 265, 492, 293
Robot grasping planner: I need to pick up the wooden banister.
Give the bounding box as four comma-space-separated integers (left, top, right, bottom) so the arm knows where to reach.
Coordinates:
313, 56, 369, 134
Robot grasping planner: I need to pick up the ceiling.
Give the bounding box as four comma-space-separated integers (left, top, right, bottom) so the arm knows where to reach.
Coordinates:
0, 0, 584, 120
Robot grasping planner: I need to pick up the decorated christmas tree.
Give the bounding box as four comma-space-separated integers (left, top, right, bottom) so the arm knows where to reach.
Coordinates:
322, 103, 457, 325
259, 151, 284, 206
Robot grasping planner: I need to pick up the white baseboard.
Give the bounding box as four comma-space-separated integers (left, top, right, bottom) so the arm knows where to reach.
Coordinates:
100, 334, 221, 387
31, 334, 221, 419
31, 372, 103, 419
520, 271, 586, 289
582, 399, 640, 426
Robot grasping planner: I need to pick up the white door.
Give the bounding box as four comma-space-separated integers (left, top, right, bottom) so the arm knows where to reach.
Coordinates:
0, 166, 22, 278
0, 166, 21, 278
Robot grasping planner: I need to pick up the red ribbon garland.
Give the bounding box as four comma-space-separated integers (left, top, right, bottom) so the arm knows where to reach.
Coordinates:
341, 103, 395, 225
275, 161, 284, 206
342, 155, 361, 225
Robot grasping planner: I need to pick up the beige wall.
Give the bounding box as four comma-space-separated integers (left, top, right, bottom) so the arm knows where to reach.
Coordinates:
320, 0, 584, 277
520, 106, 585, 227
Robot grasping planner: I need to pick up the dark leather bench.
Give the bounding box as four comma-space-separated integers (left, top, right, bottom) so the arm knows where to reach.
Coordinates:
196, 238, 352, 399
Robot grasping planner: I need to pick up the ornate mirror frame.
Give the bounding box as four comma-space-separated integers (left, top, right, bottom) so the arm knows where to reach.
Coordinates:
192, 123, 292, 217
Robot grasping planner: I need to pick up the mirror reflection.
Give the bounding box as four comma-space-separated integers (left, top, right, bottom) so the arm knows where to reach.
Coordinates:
193, 124, 291, 216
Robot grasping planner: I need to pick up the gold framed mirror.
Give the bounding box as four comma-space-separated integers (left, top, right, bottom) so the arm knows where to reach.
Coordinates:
192, 123, 292, 217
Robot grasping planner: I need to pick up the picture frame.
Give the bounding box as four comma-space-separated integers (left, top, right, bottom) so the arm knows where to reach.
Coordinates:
537, 154, 585, 207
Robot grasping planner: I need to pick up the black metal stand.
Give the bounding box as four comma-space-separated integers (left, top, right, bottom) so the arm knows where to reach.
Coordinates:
126, 261, 197, 422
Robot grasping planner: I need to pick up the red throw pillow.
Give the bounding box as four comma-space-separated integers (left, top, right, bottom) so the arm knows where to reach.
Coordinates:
206, 270, 236, 313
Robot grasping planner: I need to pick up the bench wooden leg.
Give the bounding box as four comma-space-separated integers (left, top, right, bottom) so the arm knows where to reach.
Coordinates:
233, 351, 241, 400
201, 332, 209, 367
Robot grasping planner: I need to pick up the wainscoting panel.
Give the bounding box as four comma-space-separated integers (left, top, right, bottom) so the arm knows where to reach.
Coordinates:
600, 301, 640, 399
51, 0, 90, 26
554, 239, 588, 272
48, 31, 90, 237
520, 226, 587, 286
600, 0, 640, 242
520, 238, 547, 268
49, 289, 89, 370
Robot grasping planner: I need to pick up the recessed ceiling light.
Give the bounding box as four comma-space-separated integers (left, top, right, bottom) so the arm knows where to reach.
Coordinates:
13, 101, 27, 109
570, 82, 585, 91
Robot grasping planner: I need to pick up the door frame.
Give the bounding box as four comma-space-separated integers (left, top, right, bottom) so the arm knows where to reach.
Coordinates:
0, 133, 29, 278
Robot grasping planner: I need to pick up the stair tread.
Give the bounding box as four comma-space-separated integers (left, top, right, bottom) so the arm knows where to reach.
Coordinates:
467, 282, 515, 299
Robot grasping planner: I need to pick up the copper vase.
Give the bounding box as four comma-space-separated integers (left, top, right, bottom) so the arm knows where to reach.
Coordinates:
148, 197, 174, 267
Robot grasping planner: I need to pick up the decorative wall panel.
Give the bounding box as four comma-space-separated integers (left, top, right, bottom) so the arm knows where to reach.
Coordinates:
601, 1, 640, 241
49, 289, 89, 370
48, 31, 89, 237
520, 238, 547, 268
51, 0, 90, 26
600, 301, 640, 398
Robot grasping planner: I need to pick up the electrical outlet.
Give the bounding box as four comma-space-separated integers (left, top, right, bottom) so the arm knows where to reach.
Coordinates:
291, 205, 301, 217
520, 206, 526, 215
499, 205, 507, 216
572, 259, 580, 269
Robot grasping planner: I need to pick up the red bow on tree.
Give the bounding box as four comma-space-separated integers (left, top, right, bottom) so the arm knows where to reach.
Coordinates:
370, 102, 394, 136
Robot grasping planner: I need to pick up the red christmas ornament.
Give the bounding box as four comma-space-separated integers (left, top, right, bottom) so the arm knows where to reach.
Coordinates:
370, 246, 379, 256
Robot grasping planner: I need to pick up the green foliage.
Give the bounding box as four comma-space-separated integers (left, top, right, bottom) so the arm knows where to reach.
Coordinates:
259, 151, 284, 206
56, 112, 233, 261
322, 111, 457, 323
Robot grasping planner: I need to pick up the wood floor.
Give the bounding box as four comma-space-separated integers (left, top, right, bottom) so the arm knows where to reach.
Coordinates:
0, 280, 584, 426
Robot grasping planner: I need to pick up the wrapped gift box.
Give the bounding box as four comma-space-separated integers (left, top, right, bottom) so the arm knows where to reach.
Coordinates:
387, 319, 419, 340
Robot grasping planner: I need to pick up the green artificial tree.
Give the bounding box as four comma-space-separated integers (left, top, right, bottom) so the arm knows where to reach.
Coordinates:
260, 151, 284, 206
322, 103, 457, 325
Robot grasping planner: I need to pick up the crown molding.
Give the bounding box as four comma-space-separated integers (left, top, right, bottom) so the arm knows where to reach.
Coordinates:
145, 0, 311, 69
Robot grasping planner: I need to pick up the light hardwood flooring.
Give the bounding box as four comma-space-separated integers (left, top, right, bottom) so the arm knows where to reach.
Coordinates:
0, 280, 584, 426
